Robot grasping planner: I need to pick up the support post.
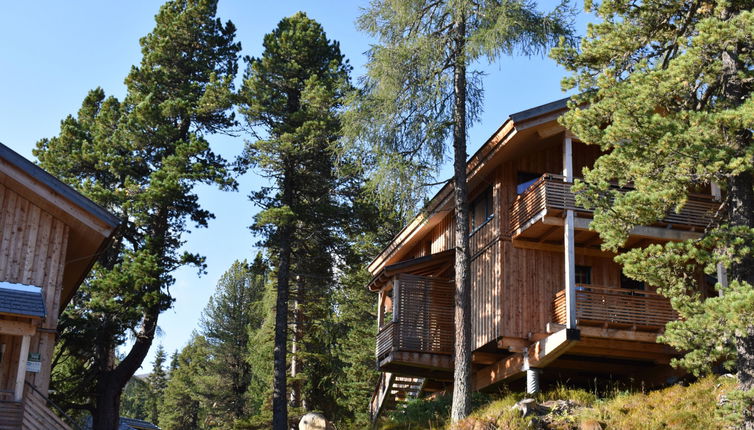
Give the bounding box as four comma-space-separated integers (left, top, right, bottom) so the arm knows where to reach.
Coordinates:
377, 290, 385, 330
563, 133, 577, 329
14, 334, 30, 401
392, 278, 400, 323
526, 368, 542, 394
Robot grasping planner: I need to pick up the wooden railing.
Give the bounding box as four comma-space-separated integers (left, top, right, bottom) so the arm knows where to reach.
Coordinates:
553, 285, 677, 329
23, 382, 77, 430
369, 372, 395, 423
509, 173, 719, 237
375, 274, 454, 361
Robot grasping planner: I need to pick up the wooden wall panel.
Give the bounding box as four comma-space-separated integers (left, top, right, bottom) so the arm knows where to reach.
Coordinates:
430, 213, 455, 254
497, 136, 611, 339
0, 183, 70, 395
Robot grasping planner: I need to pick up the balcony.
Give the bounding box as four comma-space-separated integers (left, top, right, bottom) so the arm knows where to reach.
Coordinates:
552, 285, 677, 330
509, 174, 718, 241
375, 274, 454, 372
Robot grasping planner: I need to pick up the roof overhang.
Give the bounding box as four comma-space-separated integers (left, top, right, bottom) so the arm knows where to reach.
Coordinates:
0, 143, 121, 311
0, 283, 46, 319
367, 249, 454, 291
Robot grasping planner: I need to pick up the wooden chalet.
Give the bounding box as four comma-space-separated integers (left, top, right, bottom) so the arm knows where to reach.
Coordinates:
0, 143, 120, 430
368, 98, 720, 421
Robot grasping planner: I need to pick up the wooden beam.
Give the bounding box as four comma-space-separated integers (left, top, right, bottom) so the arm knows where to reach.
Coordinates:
564, 211, 576, 329
578, 326, 659, 343
528, 328, 580, 368
474, 354, 525, 390
14, 334, 30, 401
498, 336, 530, 352
0, 319, 36, 336
512, 239, 613, 258
542, 216, 702, 241
472, 351, 507, 365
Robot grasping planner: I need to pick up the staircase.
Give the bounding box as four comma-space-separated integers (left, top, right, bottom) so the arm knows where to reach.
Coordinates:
0, 401, 22, 430
369, 373, 425, 425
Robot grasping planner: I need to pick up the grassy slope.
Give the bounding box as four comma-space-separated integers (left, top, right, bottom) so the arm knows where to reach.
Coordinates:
379, 375, 738, 430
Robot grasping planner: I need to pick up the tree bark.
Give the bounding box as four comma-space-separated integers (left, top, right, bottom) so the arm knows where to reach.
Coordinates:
450, 10, 472, 425
272, 189, 294, 429
730, 171, 754, 430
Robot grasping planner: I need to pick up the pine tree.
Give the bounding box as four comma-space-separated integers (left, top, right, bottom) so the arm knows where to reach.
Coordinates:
147, 345, 168, 425
34, 1, 240, 427
159, 335, 212, 430
120, 377, 151, 421
344, 0, 574, 421
552, 1, 754, 427
200, 256, 267, 426
238, 12, 351, 428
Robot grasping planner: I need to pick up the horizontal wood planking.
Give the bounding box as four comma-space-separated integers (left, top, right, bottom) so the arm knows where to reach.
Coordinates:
509, 174, 719, 237
22, 386, 73, 430
552, 285, 677, 329
376, 274, 454, 359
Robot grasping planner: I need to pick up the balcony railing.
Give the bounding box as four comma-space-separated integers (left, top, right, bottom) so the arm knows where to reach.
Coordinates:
552, 284, 677, 330
509, 173, 719, 237
375, 274, 454, 361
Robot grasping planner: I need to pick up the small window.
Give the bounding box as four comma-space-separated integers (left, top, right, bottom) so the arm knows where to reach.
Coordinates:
470, 186, 493, 230
516, 172, 541, 194
575, 265, 592, 285
620, 273, 645, 294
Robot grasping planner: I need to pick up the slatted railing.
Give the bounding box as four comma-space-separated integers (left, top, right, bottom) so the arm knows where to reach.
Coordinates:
509, 173, 719, 237
375, 274, 454, 361
553, 284, 677, 329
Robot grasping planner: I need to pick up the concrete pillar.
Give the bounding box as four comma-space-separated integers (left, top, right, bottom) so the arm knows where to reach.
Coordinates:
526, 368, 542, 394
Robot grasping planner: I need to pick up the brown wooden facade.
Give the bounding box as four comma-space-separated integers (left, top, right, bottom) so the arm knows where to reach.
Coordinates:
0, 143, 120, 429
368, 99, 720, 421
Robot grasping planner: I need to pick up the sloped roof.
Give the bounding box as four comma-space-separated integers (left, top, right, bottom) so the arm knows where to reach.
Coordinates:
0, 284, 45, 318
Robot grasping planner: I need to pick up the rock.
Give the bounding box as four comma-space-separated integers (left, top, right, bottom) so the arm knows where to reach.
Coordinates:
510, 398, 547, 417
579, 419, 603, 430
298, 412, 334, 430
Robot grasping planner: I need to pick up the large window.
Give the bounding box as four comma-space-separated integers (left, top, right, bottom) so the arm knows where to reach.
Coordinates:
516, 172, 541, 194
470, 186, 493, 231
620, 273, 645, 294
575, 265, 592, 285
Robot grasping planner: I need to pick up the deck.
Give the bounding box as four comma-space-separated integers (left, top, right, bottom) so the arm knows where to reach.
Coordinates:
509, 173, 718, 240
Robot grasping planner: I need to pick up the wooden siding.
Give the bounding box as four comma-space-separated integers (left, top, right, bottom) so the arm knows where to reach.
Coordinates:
0, 183, 70, 395
376, 274, 454, 357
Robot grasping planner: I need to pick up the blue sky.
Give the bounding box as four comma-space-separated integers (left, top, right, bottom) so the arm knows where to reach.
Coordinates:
0, 1, 590, 372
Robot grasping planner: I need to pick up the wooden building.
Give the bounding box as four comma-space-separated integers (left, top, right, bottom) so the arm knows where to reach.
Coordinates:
0, 143, 120, 430
368, 99, 720, 421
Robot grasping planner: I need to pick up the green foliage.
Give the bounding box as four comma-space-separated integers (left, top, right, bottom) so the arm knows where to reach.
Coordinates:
343, 0, 575, 215
200, 256, 267, 426
552, 0, 754, 380
147, 345, 169, 424
36, 0, 240, 421
159, 334, 213, 430
121, 376, 151, 421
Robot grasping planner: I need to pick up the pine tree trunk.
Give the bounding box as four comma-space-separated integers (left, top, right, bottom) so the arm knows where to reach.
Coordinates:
93, 380, 120, 430
450, 11, 472, 425
272, 223, 292, 430
730, 171, 754, 430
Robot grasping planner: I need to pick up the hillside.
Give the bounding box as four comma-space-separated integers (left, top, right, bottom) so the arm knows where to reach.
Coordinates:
379, 375, 738, 430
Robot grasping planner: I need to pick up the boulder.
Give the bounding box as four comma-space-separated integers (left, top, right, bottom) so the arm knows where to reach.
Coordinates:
298, 412, 334, 430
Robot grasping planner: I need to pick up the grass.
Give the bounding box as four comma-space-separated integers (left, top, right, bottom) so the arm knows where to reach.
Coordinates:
377, 375, 738, 430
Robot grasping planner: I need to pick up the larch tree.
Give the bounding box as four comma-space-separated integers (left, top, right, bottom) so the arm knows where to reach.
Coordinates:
552, 0, 754, 427
345, 0, 574, 421
34, 0, 240, 428
238, 12, 351, 429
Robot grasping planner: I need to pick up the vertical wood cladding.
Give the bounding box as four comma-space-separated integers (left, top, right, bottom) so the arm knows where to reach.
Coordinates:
0, 183, 70, 394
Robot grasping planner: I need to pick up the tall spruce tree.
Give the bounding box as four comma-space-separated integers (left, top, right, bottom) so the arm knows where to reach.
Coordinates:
147, 345, 168, 424
159, 334, 212, 430
552, 1, 754, 427
34, 1, 240, 427
344, 0, 574, 421
238, 12, 350, 428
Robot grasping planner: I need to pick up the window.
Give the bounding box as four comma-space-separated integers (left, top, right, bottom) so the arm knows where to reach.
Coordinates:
516, 172, 541, 194
575, 265, 592, 285
470, 186, 493, 230
620, 273, 645, 294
